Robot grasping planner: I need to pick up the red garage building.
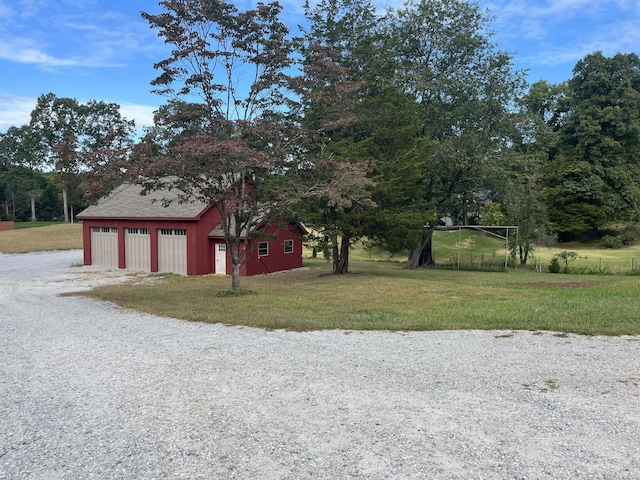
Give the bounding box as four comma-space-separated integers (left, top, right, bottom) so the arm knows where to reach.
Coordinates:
77, 182, 307, 276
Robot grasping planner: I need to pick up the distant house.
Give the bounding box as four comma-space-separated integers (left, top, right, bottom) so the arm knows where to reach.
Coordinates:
77, 182, 307, 276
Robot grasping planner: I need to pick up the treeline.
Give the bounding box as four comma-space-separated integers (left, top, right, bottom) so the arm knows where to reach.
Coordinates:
0, 93, 133, 222
1, 0, 639, 280
0, 168, 63, 222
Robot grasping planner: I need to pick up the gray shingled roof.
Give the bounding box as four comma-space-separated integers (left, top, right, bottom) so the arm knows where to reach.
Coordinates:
77, 182, 210, 219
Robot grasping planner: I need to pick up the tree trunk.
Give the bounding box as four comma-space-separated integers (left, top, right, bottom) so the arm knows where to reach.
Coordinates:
462, 198, 468, 226
408, 230, 435, 268
331, 234, 350, 274
231, 262, 241, 292
335, 236, 350, 274
519, 244, 529, 266
331, 234, 339, 273
62, 184, 69, 224
29, 192, 37, 222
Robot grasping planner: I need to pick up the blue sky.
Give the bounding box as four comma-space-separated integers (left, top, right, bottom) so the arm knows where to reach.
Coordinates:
1, 0, 639, 132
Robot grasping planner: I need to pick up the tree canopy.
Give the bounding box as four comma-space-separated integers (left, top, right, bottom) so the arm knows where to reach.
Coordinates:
140, 0, 297, 291
3, 1, 640, 273
545, 52, 640, 239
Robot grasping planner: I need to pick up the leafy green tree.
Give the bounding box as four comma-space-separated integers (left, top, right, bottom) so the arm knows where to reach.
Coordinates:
479, 200, 505, 226
292, 0, 380, 274
384, 0, 526, 267
521, 80, 570, 134
140, 0, 296, 291
38, 178, 63, 221
544, 154, 607, 239
504, 171, 554, 266
0, 166, 46, 221
549, 52, 640, 239
493, 84, 561, 266
358, 90, 436, 265
0, 125, 42, 220
29, 93, 134, 223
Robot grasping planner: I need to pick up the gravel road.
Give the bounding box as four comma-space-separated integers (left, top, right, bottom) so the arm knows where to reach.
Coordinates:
1, 250, 639, 479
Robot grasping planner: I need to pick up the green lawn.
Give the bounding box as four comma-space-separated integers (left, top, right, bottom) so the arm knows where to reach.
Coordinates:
13, 221, 66, 230
0, 223, 82, 253
78, 257, 640, 335
4, 223, 638, 335
342, 229, 640, 275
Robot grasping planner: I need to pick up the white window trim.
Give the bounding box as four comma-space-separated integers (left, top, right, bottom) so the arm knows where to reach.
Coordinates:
258, 241, 269, 257
284, 239, 294, 254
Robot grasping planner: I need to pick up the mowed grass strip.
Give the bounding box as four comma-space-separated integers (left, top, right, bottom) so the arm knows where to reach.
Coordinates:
80, 259, 640, 335
0, 223, 83, 253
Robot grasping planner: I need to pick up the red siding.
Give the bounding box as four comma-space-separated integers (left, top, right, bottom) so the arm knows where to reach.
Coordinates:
243, 224, 305, 276
80, 208, 305, 276
80, 206, 223, 275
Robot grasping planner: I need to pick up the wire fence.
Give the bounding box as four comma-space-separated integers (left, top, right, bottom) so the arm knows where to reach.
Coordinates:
434, 251, 640, 275
532, 255, 640, 275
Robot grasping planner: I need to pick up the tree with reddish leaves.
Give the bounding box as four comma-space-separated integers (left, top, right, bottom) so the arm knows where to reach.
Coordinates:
141, 0, 297, 291
291, 0, 379, 274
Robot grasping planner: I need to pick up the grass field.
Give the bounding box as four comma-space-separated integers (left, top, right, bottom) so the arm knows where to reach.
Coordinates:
4, 223, 640, 335
0, 223, 83, 253
79, 258, 640, 335
13, 221, 66, 230
428, 229, 640, 275
344, 229, 640, 275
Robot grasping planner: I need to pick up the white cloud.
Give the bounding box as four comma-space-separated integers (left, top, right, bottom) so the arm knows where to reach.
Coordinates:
488, 0, 629, 20
0, 94, 35, 131
519, 17, 640, 69
118, 103, 158, 131
484, 0, 640, 78
0, 40, 81, 67
0, 94, 158, 133
0, 0, 160, 70
0, 1, 11, 20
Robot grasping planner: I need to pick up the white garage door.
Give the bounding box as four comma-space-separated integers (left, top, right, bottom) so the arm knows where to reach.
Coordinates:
125, 228, 151, 272
158, 228, 187, 275
90, 227, 118, 268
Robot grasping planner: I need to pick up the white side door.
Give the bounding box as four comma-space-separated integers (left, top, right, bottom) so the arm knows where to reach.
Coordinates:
215, 243, 227, 274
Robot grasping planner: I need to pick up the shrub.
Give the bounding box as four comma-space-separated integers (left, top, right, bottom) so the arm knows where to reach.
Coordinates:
602, 234, 623, 249
620, 226, 639, 246
548, 257, 561, 273
549, 251, 579, 273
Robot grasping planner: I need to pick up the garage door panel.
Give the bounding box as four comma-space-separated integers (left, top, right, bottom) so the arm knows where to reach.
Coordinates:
90, 227, 118, 268
125, 228, 151, 272
158, 229, 187, 275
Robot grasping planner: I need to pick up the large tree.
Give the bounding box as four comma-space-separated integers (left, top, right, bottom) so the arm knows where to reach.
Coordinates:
29, 93, 134, 223
292, 0, 379, 274
493, 82, 564, 265
0, 125, 42, 220
361, 89, 436, 261
140, 0, 296, 291
385, 0, 526, 267
547, 52, 640, 239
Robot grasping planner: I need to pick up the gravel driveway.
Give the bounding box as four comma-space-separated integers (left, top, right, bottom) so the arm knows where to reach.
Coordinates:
1, 250, 639, 479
